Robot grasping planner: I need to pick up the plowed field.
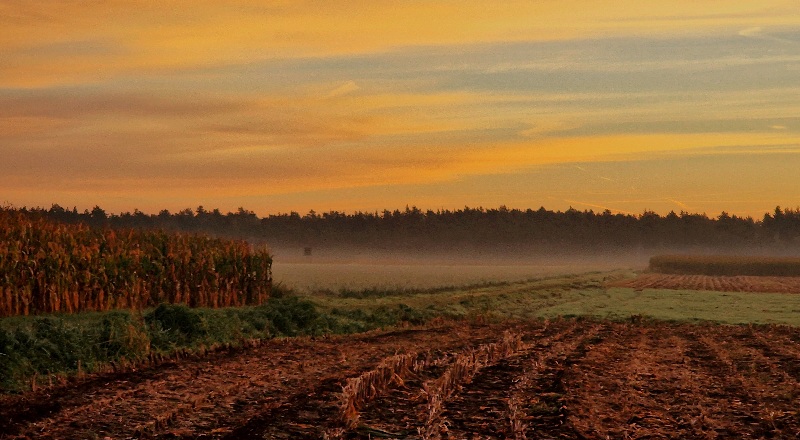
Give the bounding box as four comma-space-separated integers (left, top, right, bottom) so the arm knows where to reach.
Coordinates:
2, 319, 800, 439
610, 273, 800, 294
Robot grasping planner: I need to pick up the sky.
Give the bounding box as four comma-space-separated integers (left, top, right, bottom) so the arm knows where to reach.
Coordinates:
1, 1, 799, 218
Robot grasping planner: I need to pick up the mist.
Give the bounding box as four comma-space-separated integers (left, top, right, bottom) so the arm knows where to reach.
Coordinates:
269, 240, 800, 292
270, 245, 639, 293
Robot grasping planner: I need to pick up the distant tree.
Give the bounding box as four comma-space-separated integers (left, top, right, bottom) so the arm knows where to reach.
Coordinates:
90, 205, 107, 221
21, 203, 800, 254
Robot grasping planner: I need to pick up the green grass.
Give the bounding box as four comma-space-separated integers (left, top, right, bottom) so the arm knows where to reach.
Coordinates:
301, 270, 800, 326
531, 288, 800, 325
0, 295, 352, 392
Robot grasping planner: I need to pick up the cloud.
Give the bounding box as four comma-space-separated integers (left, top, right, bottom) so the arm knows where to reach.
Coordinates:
738, 26, 763, 37
0, 88, 252, 119
2, 1, 798, 87
738, 26, 798, 44
326, 81, 360, 98
666, 198, 693, 211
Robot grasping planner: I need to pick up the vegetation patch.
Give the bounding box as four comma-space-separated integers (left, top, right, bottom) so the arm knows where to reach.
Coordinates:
304, 272, 800, 327
0, 295, 343, 392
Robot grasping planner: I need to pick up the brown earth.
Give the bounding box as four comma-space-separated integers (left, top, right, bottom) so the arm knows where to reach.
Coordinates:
2, 319, 800, 439
609, 273, 800, 294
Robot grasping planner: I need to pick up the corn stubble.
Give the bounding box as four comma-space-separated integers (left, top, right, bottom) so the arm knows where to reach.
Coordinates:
419, 331, 525, 440
0, 210, 272, 316
326, 331, 526, 439
334, 352, 426, 433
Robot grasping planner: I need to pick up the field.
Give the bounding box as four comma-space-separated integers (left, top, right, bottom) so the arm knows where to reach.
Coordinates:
1, 318, 799, 439
272, 261, 608, 292
0, 271, 800, 439
612, 273, 800, 294
269, 247, 642, 292
649, 254, 800, 277
0, 210, 273, 317
4, 247, 800, 438
304, 272, 800, 326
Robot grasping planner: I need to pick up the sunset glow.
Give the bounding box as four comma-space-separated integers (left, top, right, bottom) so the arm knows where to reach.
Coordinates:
2, 1, 799, 217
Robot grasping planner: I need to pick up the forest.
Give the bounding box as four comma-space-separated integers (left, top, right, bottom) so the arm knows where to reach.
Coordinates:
17, 204, 800, 254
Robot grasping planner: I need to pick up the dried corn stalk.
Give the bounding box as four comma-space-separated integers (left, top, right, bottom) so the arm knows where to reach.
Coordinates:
0, 209, 272, 316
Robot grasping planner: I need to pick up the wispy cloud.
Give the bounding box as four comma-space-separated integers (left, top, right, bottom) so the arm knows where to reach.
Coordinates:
2, 1, 798, 86
666, 198, 693, 212
738, 26, 798, 44
326, 81, 361, 98
738, 26, 764, 37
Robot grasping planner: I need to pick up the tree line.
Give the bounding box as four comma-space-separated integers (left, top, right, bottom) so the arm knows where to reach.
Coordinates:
14, 204, 800, 254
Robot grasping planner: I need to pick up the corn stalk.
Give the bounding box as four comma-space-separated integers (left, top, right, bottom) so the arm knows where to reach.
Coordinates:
0, 209, 272, 316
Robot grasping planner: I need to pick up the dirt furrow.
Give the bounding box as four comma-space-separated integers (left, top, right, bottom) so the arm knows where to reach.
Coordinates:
337, 352, 451, 439
437, 321, 595, 439
329, 320, 582, 439
724, 332, 800, 407
7, 339, 350, 440
2, 325, 485, 440
223, 323, 531, 440
4, 321, 800, 439
680, 328, 796, 438
508, 320, 598, 440
771, 325, 800, 344
501, 322, 607, 440
566, 324, 706, 439
743, 329, 800, 383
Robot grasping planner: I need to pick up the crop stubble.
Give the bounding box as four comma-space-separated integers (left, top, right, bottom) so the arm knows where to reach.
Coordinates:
1, 320, 799, 439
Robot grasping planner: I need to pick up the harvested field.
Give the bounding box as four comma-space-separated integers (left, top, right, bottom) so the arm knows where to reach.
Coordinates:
2, 319, 800, 439
611, 273, 800, 294
649, 255, 800, 277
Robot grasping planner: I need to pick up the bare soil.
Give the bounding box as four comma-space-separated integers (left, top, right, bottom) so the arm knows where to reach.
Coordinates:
2, 319, 800, 439
610, 273, 800, 294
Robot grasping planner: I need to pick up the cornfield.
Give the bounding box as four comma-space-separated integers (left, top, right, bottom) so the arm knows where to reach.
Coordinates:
649, 254, 800, 277
0, 209, 271, 317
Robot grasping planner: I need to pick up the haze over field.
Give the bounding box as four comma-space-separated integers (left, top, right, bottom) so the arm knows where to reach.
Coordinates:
1, 2, 799, 217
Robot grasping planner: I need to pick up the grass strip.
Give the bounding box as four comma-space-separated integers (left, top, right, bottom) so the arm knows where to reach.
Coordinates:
0, 291, 417, 393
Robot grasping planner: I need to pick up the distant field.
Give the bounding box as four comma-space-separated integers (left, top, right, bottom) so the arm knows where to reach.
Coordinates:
272, 255, 645, 292
272, 262, 575, 291
268, 245, 649, 292
612, 273, 800, 294
303, 271, 800, 326
650, 254, 800, 276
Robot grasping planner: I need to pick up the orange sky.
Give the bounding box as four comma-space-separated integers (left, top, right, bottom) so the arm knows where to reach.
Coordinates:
1, 1, 799, 217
